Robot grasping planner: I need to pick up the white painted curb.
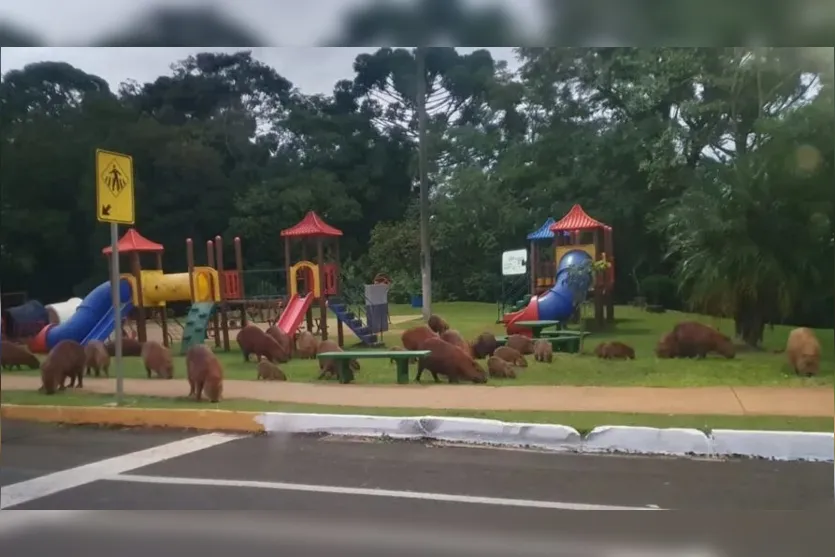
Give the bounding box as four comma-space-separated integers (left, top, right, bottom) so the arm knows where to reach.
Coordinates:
256, 413, 834, 462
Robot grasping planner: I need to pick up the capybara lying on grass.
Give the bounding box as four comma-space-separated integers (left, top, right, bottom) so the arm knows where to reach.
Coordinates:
84, 340, 110, 377
265, 325, 293, 362
786, 327, 821, 376
316, 339, 359, 380
506, 334, 534, 355
655, 332, 678, 358
105, 338, 144, 357
236, 325, 285, 363
440, 329, 472, 356
487, 356, 516, 379
494, 345, 527, 367
401, 325, 438, 350
295, 330, 319, 359
257, 357, 287, 381
470, 332, 498, 359
427, 314, 450, 334
141, 340, 173, 379
416, 337, 487, 384
671, 321, 735, 359
593, 341, 635, 360
40, 340, 85, 394
1, 340, 40, 370
533, 340, 553, 363
186, 344, 223, 402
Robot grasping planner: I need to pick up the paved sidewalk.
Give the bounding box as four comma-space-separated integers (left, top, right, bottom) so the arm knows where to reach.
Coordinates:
2, 375, 832, 417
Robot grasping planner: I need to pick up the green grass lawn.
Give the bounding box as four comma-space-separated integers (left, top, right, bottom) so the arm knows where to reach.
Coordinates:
8, 303, 832, 387
2, 390, 831, 434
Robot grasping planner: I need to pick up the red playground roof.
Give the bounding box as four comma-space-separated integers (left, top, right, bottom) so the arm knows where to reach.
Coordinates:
280, 211, 343, 238
101, 228, 164, 254
550, 204, 610, 232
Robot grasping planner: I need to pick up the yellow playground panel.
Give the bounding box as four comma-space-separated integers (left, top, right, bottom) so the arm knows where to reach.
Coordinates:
288, 260, 321, 298
121, 266, 221, 307
555, 243, 596, 265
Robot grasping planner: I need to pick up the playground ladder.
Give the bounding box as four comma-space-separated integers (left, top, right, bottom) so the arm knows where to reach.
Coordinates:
328, 296, 379, 347
179, 302, 216, 355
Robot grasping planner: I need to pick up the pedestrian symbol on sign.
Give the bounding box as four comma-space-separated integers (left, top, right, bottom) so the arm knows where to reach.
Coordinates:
102, 162, 128, 197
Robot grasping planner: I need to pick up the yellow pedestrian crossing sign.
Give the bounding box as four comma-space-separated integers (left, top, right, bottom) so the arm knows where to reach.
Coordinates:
96, 149, 135, 224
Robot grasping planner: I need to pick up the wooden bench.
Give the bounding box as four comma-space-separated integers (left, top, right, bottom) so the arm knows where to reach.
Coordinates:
316, 350, 430, 384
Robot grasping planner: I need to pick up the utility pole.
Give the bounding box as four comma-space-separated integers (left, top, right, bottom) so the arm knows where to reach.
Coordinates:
416, 46, 432, 320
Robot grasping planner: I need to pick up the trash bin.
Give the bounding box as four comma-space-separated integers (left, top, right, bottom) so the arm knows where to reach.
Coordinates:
410, 294, 423, 308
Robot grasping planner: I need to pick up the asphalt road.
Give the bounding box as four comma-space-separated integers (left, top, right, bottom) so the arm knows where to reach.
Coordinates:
1, 420, 833, 556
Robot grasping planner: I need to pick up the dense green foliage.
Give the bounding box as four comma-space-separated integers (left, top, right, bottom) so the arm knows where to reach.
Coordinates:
1, 48, 832, 344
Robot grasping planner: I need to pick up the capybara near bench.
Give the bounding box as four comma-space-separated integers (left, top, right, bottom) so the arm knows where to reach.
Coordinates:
427, 314, 450, 334
494, 345, 527, 367
1, 340, 40, 370
786, 327, 821, 376
401, 325, 438, 351
257, 357, 287, 381
655, 332, 678, 358
416, 337, 487, 384
105, 338, 144, 357
295, 330, 319, 359
265, 325, 293, 362
470, 332, 498, 359
506, 334, 534, 355
593, 341, 635, 360
84, 340, 110, 377
236, 325, 285, 363
671, 321, 735, 359
487, 356, 516, 379
186, 344, 223, 402
316, 339, 360, 380
533, 340, 553, 363
141, 340, 173, 379
440, 329, 472, 356
40, 340, 85, 394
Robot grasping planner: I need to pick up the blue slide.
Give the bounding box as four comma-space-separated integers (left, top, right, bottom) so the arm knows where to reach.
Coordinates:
536, 250, 594, 321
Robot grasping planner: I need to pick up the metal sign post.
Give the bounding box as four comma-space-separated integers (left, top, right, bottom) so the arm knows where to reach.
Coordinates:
109, 223, 123, 404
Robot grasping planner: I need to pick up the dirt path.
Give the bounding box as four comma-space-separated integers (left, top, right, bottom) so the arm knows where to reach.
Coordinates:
2, 375, 832, 417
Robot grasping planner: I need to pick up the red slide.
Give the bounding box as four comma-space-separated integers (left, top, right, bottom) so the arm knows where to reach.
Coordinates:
276, 293, 314, 336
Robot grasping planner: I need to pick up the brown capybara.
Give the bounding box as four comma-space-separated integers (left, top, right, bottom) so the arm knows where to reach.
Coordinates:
655, 332, 678, 358
186, 344, 223, 402
236, 325, 285, 363
316, 339, 360, 380
440, 329, 472, 356
40, 340, 85, 394
594, 341, 635, 360
401, 325, 439, 351
265, 325, 293, 362
84, 340, 110, 377
494, 345, 527, 367
786, 327, 821, 377
470, 332, 498, 359
295, 330, 319, 359
415, 337, 487, 384
105, 337, 144, 357
256, 357, 287, 381
506, 334, 535, 355
487, 356, 516, 379
140, 340, 173, 379
1, 340, 40, 370
533, 340, 553, 363
427, 314, 450, 334
671, 321, 735, 359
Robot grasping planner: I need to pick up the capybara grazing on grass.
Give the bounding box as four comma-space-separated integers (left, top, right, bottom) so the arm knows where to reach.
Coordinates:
594, 341, 635, 360
533, 340, 553, 363
671, 321, 735, 359
494, 345, 527, 367
186, 344, 223, 402
655, 332, 678, 358
487, 356, 516, 379
105, 338, 144, 357
256, 357, 287, 381
316, 339, 359, 380
140, 340, 173, 379
440, 329, 472, 356
265, 325, 293, 362
427, 314, 450, 334
786, 327, 821, 377
470, 332, 498, 359
416, 337, 487, 384
1, 340, 40, 370
295, 331, 319, 359
506, 334, 534, 355
40, 340, 85, 394
236, 325, 285, 363
401, 325, 438, 351
84, 340, 110, 377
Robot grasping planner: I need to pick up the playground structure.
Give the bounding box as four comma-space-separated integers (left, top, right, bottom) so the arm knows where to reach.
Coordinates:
1, 293, 84, 341
503, 204, 615, 335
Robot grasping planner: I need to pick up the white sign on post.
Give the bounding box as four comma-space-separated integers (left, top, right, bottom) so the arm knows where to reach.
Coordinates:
501, 249, 527, 276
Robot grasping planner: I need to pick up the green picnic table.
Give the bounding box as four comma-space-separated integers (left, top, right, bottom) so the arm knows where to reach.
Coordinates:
316, 350, 431, 384
514, 320, 563, 337
495, 332, 588, 354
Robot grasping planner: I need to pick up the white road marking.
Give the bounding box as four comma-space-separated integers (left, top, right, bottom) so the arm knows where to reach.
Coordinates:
0, 433, 243, 509
108, 473, 662, 510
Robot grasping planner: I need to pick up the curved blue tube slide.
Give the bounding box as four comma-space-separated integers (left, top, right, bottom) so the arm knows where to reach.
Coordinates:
536, 250, 593, 321
44, 279, 133, 349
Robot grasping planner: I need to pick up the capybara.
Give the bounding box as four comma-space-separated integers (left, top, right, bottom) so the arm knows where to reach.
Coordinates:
1, 340, 40, 370
236, 325, 285, 363
494, 345, 527, 367
440, 329, 472, 356
186, 344, 223, 402
265, 325, 293, 362
295, 330, 319, 359
487, 356, 516, 379
84, 340, 110, 377
506, 334, 535, 355
533, 340, 553, 363
140, 340, 173, 379
671, 321, 735, 359
416, 337, 487, 384
470, 332, 498, 359
316, 339, 359, 380
256, 357, 287, 381
594, 341, 635, 360
786, 327, 821, 377
40, 340, 85, 394
105, 337, 144, 357
427, 314, 450, 334
655, 332, 678, 358
401, 325, 438, 351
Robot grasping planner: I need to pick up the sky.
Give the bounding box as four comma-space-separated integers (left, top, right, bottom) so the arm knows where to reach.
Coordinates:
0, 47, 520, 95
